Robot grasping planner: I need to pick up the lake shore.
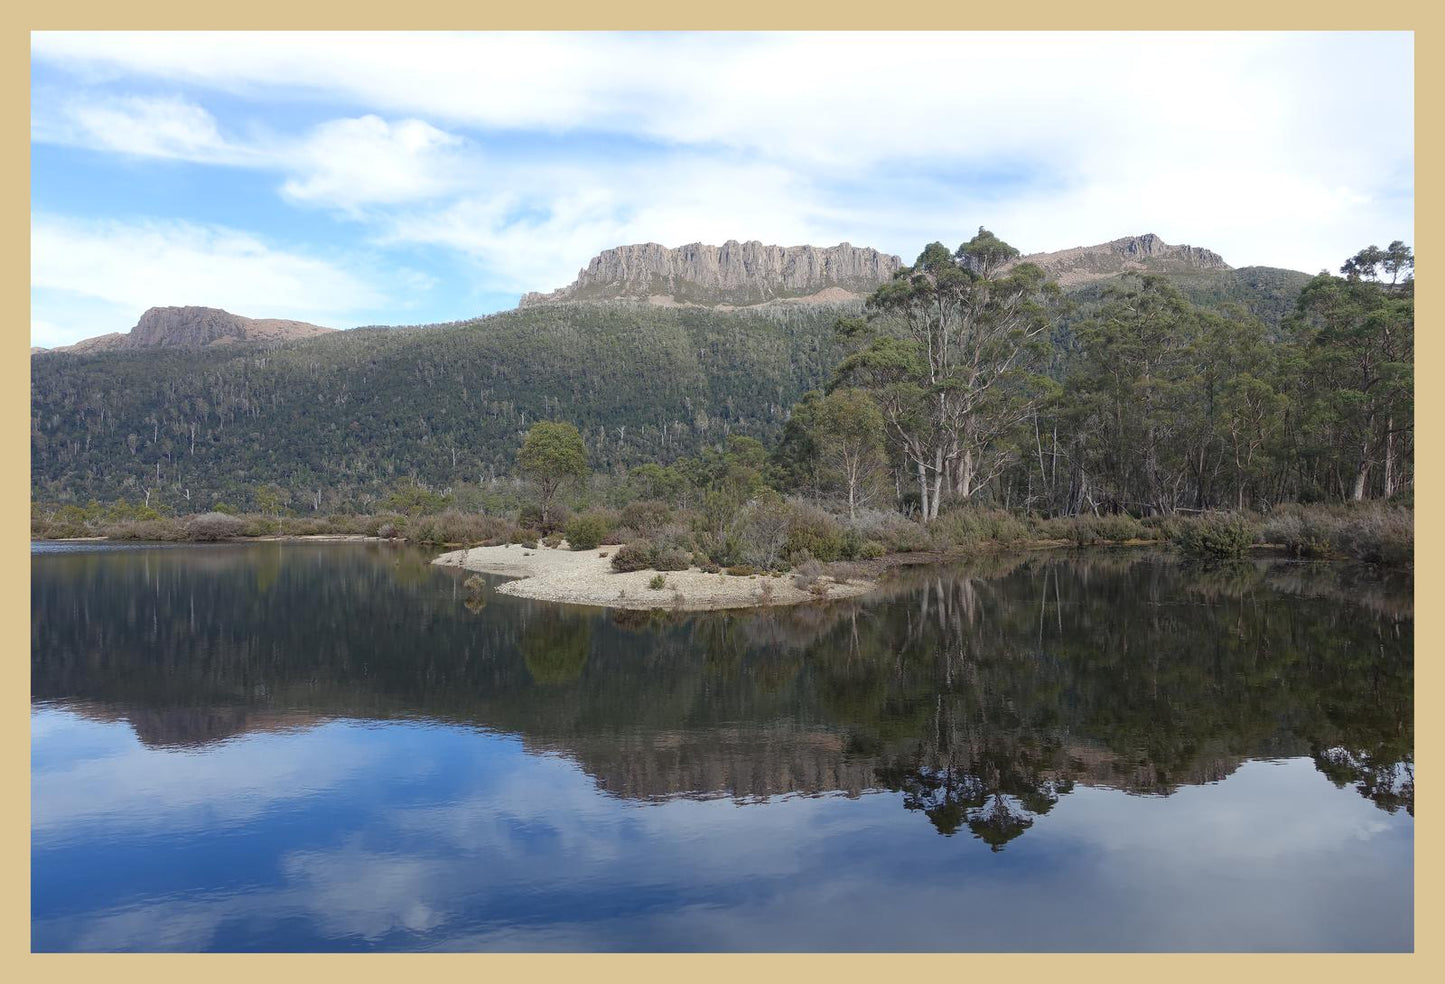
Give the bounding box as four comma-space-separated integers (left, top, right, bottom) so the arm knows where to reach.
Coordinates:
432, 542, 876, 611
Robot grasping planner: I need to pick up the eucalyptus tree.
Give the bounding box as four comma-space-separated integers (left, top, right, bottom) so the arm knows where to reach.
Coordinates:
813, 388, 887, 519
517, 421, 588, 525
834, 229, 1058, 521
1287, 245, 1414, 501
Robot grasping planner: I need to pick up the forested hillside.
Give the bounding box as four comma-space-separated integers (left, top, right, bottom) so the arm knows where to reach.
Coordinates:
1062, 266, 1315, 334
31, 302, 853, 510
30, 240, 1352, 516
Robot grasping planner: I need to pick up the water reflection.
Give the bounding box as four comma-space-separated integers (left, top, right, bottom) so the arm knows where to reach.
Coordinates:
31, 543, 1413, 950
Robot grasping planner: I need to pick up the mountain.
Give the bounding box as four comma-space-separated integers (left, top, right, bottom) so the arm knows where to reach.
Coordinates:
1016, 233, 1230, 287
38, 306, 334, 354
520, 241, 902, 308
30, 233, 1317, 509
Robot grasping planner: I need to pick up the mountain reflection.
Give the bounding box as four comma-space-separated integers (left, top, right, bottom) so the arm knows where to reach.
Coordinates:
32, 543, 1413, 847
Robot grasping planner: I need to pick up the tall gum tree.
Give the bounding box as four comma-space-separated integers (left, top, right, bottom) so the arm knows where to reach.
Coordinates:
834, 229, 1058, 521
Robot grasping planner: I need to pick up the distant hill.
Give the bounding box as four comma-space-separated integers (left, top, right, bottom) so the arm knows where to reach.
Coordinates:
36, 306, 334, 355
520, 241, 902, 308
1061, 265, 1315, 331
1016, 233, 1230, 287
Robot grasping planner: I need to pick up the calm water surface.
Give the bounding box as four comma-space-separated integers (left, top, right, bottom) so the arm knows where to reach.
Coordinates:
31, 542, 1413, 951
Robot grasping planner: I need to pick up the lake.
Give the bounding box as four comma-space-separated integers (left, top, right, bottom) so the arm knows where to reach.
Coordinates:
30, 541, 1414, 951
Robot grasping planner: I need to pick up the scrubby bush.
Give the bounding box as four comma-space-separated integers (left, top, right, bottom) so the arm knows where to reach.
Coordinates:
648, 574, 667, 590
929, 506, 1028, 550
1170, 513, 1260, 559
1262, 510, 1330, 558
565, 511, 614, 550
103, 519, 188, 541
610, 540, 655, 572
187, 511, 246, 541
1262, 504, 1413, 566
858, 540, 886, 560
407, 510, 511, 546
784, 503, 847, 562
519, 502, 571, 535
1337, 508, 1413, 566
620, 500, 674, 537
1093, 514, 1147, 543
733, 495, 794, 569
792, 558, 825, 592
726, 564, 757, 577
653, 547, 692, 571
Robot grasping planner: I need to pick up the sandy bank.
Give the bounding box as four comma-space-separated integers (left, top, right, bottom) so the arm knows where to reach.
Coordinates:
432, 542, 875, 611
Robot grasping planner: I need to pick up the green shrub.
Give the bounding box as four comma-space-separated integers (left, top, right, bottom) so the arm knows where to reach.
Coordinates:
1094, 514, 1146, 543
648, 574, 667, 590
785, 505, 846, 562
725, 564, 757, 577
1170, 513, 1260, 559
565, 512, 613, 550
611, 540, 655, 572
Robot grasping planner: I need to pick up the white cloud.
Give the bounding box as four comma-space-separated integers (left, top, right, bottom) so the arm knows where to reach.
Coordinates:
30, 215, 392, 344
28, 31, 1414, 309
281, 115, 471, 211
380, 155, 822, 294
34, 93, 255, 164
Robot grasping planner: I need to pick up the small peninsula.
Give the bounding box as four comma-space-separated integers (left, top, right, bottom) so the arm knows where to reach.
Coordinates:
432, 542, 874, 611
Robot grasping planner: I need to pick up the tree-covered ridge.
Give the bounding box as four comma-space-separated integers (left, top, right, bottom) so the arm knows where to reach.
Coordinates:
31, 301, 853, 510
30, 233, 1408, 524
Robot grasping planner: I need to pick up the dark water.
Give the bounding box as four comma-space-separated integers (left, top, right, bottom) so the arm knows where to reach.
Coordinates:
31, 541, 1413, 951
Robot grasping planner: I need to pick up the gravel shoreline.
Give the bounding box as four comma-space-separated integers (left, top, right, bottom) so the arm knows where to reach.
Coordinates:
432, 542, 875, 611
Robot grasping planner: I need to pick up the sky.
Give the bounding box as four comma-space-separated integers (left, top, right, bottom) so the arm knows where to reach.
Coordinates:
30, 31, 1414, 349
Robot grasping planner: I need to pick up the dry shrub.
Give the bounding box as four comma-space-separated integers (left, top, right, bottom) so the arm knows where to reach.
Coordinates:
611, 540, 654, 572
186, 512, 246, 541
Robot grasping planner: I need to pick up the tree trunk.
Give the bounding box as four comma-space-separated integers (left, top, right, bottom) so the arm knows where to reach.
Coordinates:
917, 459, 930, 522
1384, 416, 1395, 499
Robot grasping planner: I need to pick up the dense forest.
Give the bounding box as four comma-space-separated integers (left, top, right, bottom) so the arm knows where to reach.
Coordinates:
31, 303, 851, 510
30, 242, 1364, 520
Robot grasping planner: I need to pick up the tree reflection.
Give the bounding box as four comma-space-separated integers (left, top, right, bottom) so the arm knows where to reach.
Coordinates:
521, 615, 593, 685
31, 544, 1413, 844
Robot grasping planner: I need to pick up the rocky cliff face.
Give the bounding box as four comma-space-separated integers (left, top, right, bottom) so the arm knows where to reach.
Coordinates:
520, 241, 902, 308
1014, 233, 1230, 287
39, 306, 335, 354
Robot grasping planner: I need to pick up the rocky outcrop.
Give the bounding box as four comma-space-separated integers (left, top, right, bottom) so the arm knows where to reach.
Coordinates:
520, 241, 902, 308
37, 306, 334, 355
1013, 233, 1230, 287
